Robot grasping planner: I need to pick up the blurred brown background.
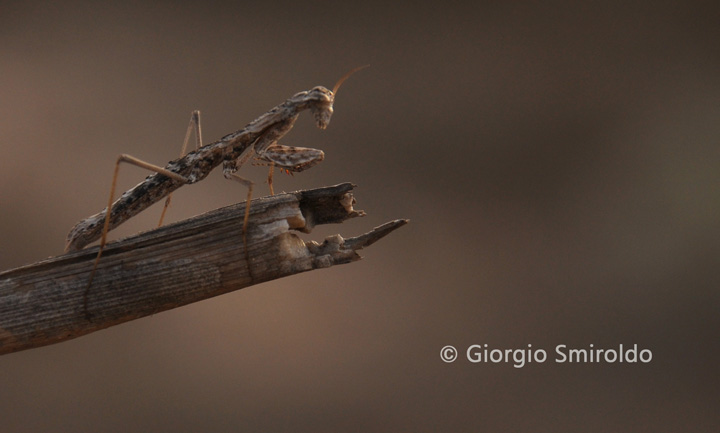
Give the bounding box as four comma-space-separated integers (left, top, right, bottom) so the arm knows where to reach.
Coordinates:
1, 1, 718, 431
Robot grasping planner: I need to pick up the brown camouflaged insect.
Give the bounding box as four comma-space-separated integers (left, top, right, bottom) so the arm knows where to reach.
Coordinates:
66, 65, 368, 303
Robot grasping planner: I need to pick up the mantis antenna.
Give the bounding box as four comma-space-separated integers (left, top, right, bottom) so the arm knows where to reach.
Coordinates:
332, 65, 370, 96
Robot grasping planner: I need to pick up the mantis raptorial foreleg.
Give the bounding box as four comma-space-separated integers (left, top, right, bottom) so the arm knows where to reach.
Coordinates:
253, 144, 326, 196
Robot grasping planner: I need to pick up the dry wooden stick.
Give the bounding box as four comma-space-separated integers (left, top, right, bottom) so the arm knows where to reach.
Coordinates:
0, 183, 407, 355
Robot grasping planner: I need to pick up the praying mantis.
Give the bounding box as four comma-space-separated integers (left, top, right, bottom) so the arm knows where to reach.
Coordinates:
65, 66, 368, 299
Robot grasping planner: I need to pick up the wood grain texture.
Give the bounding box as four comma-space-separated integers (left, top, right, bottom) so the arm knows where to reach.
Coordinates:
0, 183, 407, 355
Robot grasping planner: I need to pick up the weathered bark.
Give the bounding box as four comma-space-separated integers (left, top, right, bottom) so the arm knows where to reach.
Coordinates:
0, 183, 407, 355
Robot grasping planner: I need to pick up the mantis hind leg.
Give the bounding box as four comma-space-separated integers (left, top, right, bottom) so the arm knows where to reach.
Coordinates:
158, 110, 203, 227
83, 154, 189, 320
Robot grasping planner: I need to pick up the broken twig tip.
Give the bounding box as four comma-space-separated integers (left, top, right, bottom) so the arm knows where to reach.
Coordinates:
344, 219, 409, 251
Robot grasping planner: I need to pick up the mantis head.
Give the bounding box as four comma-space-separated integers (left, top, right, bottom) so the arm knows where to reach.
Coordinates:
305, 65, 369, 129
